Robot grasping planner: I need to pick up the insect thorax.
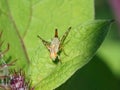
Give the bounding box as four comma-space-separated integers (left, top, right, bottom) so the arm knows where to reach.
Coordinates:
50, 38, 60, 52
48, 38, 60, 60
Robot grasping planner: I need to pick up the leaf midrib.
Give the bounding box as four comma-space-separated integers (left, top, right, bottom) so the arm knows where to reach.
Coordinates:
6, 0, 30, 63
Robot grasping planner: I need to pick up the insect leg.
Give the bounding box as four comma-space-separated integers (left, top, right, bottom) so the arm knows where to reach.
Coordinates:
57, 55, 62, 64
59, 58, 62, 64
37, 35, 50, 50
63, 49, 68, 56
59, 39, 70, 56
59, 45, 68, 56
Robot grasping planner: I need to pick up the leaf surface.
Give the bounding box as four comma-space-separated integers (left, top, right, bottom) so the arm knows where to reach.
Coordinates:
0, 0, 113, 90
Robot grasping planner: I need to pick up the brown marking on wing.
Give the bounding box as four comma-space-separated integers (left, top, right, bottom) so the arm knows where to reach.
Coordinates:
60, 27, 71, 45
55, 29, 58, 37
37, 35, 50, 51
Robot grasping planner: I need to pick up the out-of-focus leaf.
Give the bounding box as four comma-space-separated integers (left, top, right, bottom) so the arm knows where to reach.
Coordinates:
98, 41, 120, 77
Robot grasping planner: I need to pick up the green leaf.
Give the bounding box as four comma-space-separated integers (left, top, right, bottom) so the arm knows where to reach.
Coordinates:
22, 0, 94, 89
0, 0, 113, 90
0, 0, 29, 69
56, 55, 119, 90
23, 0, 94, 59
29, 20, 113, 90
98, 41, 120, 77
0, 0, 31, 37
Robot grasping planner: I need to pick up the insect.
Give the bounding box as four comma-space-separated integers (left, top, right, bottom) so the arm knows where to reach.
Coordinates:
37, 27, 71, 63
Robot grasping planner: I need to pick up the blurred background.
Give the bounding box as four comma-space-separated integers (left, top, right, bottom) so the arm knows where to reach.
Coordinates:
56, 0, 120, 90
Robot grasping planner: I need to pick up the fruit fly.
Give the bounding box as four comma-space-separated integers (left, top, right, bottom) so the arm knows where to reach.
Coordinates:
37, 27, 71, 63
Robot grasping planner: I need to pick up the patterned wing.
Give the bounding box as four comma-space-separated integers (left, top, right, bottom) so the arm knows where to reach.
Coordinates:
60, 27, 71, 45
37, 35, 50, 51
